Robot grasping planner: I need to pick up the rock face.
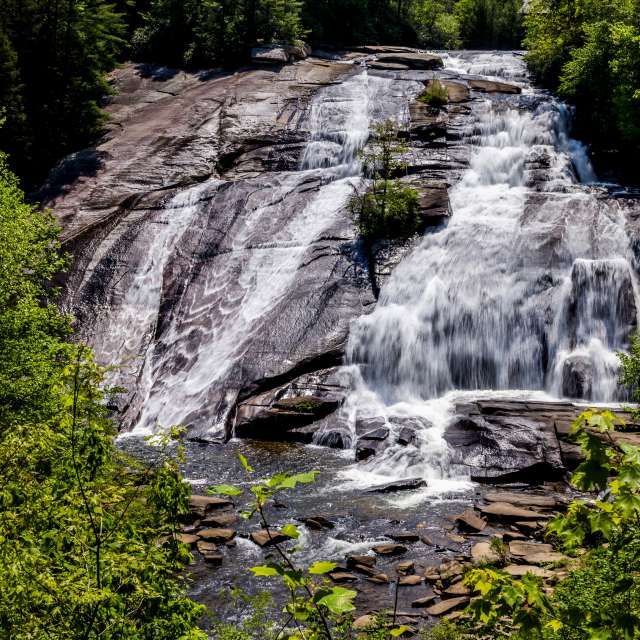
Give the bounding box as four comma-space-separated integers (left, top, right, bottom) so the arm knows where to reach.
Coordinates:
374, 52, 444, 70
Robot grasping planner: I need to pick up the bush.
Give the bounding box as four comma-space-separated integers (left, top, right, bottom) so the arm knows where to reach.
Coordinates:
349, 121, 420, 241
418, 79, 449, 108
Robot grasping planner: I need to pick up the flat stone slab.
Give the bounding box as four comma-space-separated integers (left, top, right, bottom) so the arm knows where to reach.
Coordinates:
372, 543, 408, 556
426, 596, 470, 616
399, 575, 423, 586
329, 571, 358, 583
176, 533, 199, 545
444, 581, 471, 596
198, 528, 236, 543
481, 502, 551, 520
509, 541, 553, 557
412, 594, 437, 608
468, 78, 521, 94
376, 52, 444, 70
504, 565, 554, 579
367, 478, 427, 494
484, 491, 560, 509
524, 552, 569, 565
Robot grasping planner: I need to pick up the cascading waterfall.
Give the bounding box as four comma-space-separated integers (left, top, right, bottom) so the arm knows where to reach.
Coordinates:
119, 69, 424, 437
338, 52, 638, 491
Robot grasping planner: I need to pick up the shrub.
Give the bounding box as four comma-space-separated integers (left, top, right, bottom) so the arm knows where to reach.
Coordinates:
349, 121, 420, 241
418, 79, 449, 108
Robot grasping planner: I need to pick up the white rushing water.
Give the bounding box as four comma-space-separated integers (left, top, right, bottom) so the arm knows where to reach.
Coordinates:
336, 51, 638, 494
120, 69, 425, 437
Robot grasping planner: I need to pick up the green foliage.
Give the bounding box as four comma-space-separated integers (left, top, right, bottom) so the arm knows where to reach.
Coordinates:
454, 0, 523, 49
418, 79, 449, 107
349, 121, 420, 241
134, 0, 306, 67
0, 0, 128, 190
0, 153, 205, 639
211, 590, 277, 640
409, 0, 462, 48
524, 0, 640, 168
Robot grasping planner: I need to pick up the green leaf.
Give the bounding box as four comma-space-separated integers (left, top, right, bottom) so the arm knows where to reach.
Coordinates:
390, 626, 412, 637
281, 524, 300, 539
545, 620, 564, 632
208, 484, 242, 496
275, 471, 319, 490
239, 509, 255, 520
308, 561, 337, 575
316, 586, 356, 614
249, 565, 280, 577
238, 453, 254, 473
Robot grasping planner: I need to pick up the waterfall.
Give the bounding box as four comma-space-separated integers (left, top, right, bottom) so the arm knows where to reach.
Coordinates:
121, 69, 421, 437
337, 51, 638, 491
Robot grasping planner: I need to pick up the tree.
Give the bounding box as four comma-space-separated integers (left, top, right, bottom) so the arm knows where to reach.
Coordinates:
524, 0, 640, 175
349, 121, 420, 241
0, 152, 206, 639
455, 0, 523, 49
0, 0, 127, 191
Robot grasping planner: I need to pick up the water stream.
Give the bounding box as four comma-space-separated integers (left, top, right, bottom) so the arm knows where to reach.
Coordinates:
337, 51, 638, 492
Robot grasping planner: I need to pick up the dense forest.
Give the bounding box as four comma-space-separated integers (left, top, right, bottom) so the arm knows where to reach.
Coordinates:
2, 1, 640, 639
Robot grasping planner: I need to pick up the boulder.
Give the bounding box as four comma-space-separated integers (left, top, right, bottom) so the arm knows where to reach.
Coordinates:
468, 78, 521, 94
399, 575, 423, 586
301, 516, 335, 530
201, 513, 238, 527
375, 53, 444, 70
396, 561, 415, 575
252, 44, 291, 65
454, 509, 487, 533
372, 543, 408, 556
426, 596, 470, 616
189, 495, 233, 516
250, 529, 293, 547
235, 373, 345, 442
353, 615, 375, 630
198, 528, 236, 543
416, 183, 451, 227
347, 554, 376, 568
353, 563, 378, 577
356, 424, 390, 461
471, 542, 500, 564
438, 560, 465, 581
424, 79, 470, 103
367, 478, 427, 494
561, 355, 593, 400
251, 42, 311, 66
176, 533, 199, 546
